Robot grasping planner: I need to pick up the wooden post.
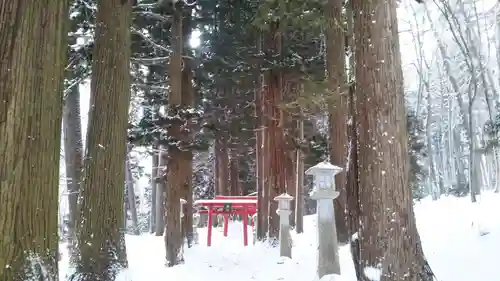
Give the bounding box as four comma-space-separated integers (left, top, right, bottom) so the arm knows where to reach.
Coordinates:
223, 214, 229, 237
207, 206, 213, 246
242, 208, 249, 246
306, 161, 343, 279
274, 193, 294, 258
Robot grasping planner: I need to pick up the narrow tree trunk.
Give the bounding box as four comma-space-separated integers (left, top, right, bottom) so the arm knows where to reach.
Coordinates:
165, 5, 184, 267
214, 140, 221, 195
220, 138, 230, 195
0, 1, 68, 280
126, 146, 140, 235
71, 0, 132, 279
352, 0, 435, 280
150, 144, 159, 233
229, 154, 240, 196
63, 83, 84, 263
295, 116, 305, 234
287, 146, 297, 227
256, 57, 268, 239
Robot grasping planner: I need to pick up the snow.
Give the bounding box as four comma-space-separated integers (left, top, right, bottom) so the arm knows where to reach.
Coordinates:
60, 193, 500, 281
194, 199, 258, 205
305, 161, 343, 175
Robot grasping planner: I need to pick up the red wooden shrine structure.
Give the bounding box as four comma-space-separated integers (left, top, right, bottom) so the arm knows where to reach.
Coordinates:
194, 195, 257, 246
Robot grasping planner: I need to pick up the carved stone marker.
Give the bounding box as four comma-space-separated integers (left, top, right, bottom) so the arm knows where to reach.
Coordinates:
305, 161, 343, 279
274, 193, 294, 258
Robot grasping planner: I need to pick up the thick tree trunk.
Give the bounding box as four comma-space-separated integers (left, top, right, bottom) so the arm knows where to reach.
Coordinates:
325, 0, 349, 245
126, 146, 140, 235
165, 6, 184, 267
180, 42, 194, 247
63, 83, 84, 263
0, 1, 68, 280
344, 2, 362, 279
352, 0, 434, 280
70, 0, 132, 279
266, 21, 286, 241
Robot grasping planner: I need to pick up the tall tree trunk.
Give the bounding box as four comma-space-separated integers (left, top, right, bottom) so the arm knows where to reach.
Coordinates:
126, 146, 140, 235
150, 144, 159, 233
325, 0, 349, 245
165, 5, 184, 267
180, 33, 194, 246
295, 115, 305, 234
266, 21, 286, 240
256, 56, 269, 239
352, 0, 435, 280
63, 83, 84, 263
287, 143, 297, 227
71, 0, 132, 279
0, 1, 68, 280
344, 3, 362, 278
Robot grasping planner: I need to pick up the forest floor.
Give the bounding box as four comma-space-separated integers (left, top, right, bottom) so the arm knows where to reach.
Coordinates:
60, 193, 500, 281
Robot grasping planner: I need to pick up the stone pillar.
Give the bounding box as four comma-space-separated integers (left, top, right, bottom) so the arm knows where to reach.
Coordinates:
180, 198, 187, 240
193, 213, 200, 244
305, 161, 343, 279
274, 193, 294, 258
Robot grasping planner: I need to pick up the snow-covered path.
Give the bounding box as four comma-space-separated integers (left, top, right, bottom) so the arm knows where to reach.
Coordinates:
60, 193, 500, 281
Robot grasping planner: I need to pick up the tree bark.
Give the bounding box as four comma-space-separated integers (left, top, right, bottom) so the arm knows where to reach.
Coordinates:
325, 0, 349, 245
180, 36, 194, 246
352, 0, 435, 280
229, 150, 240, 196
0, 1, 68, 280
266, 20, 286, 241
255, 56, 269, 239
165, 6, 184, 267
70, 0, 132, 279
295, 116, 305, 234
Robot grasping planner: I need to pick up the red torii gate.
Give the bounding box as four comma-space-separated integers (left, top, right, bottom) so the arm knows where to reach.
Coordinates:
195, 195, 257, 246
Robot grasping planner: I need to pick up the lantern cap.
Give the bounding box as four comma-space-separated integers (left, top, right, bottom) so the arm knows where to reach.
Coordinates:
305, 161, 343, 176
274, 193, 294, 201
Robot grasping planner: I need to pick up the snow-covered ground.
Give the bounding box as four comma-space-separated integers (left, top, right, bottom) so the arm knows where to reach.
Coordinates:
60, 193, 500, 281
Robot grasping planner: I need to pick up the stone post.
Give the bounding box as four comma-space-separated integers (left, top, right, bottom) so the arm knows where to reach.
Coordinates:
193, 213, 200, 244
180, 198, 187, 240
274, 193, 294, 258
305, 161, 343, 279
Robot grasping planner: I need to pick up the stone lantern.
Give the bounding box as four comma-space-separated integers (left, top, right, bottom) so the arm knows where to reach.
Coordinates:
274, 193, 294, 258
305, 161, 343, 279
